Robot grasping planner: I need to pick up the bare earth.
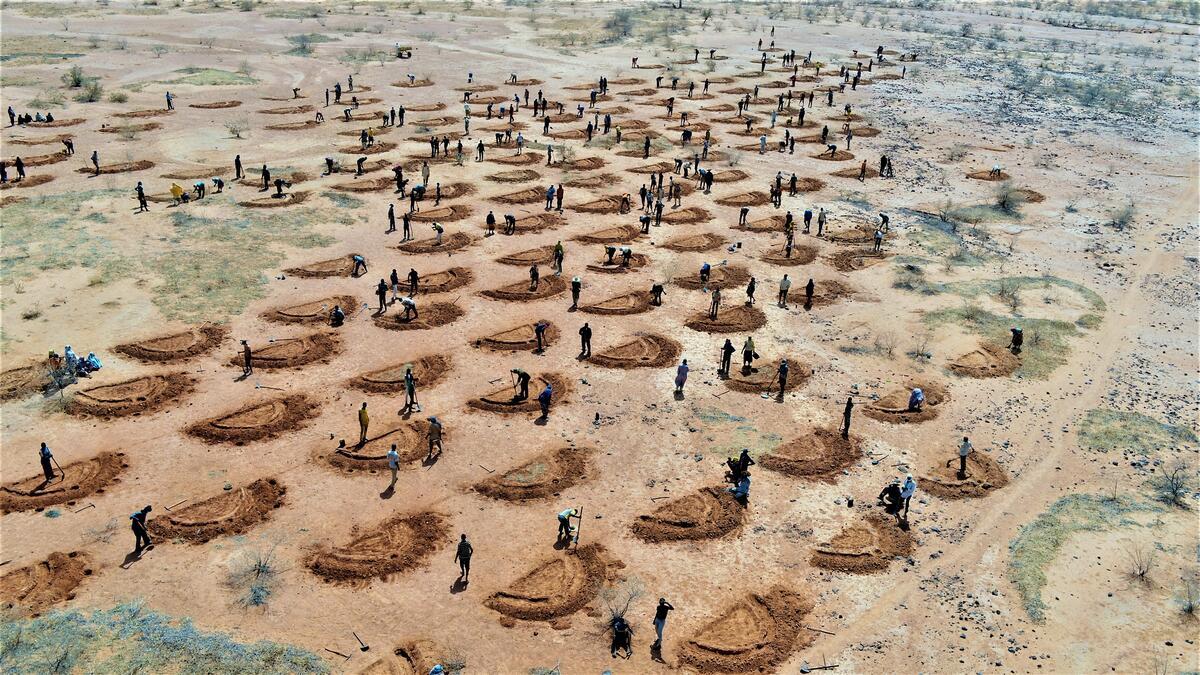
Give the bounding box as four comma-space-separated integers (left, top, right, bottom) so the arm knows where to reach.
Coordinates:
1, 1, 1197, 673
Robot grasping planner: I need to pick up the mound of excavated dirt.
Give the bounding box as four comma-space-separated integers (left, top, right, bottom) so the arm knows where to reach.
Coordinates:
826, 224, 877, 244
812, 150, 855, 161
587, 253, 649, 274
0, 452, 128, 514
678, 587, 814, 673
686, 305, 768, 334
480, 274, 567, 302
572, 224, 642, 244
631, 487, 747, 542
398, 232, 474, 254
488, 169, 541, 183
408, 205, 473, 223
98, 122, 160, 133
492, 186, 544, 204
831, 166, 880, 179
804, 279, 857, 307
675, 265, 752, 290
148, 478, 285, 544
499, 213, 565, 235
258, 105, 313, 115
188, 394, 319, 444
711, 169, 750, 183
373, 302, 464, 331
413, 267, 473, 294
948, 342, 1019, 378
468, 373, 569, 413
735, 215, 784, 233
76, 160, 155, 175
189, 100, 242, 109
761, 428, 861, 481
825, 248, 889, 272
473, 320, 559, 351
238, 191, 311, 208
560, 157, 606, 171
725, 357, 812, 393
485, 544, 616, 622
340, 141, 398, 156
921, 451, 1010, 500
1014, 188, 1046, 203
0, 551, 94, 617
761, 244, 819, 266
966, 170, 1010, 181
497, 246, 555, 266
661, 206, 712, 224
627, 161, 674, 175
309, 511, 448, 584
359, 639, 456, 675
662, 233, 728, 252
863, 379, 949, 424
67, 373, 193, 418
7, 152, 67, 167
264, 295, 359, 324
580, 290, 654, 315
28, 118, 83, 128
569, 195, 630, 214
350, 354, 453, 393
0, 174, 55, 190
811, 514, 915, 573
320, 422, 434, 473
0, 363, 50, 401
490, 152, 543, 166
285, 254, 360, 278
475, 447, 592, 501
265, 120, 320, 131
591, 333, 681, 369
232, 333, 338, 369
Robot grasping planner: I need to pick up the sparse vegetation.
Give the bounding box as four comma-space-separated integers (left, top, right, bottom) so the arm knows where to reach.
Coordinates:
1108, 202, 1136, 231
61, 64, 87, 88
74, 80, 104, 103
225, 118, 249, 139
995, 180, 1026, 213
1148, 459, 1195, 509
1078, 410, 1197, 455
151, 44, 169, 58
227, 546, 284, 608
108, 91, 128, 103
1124, 541, 1157, 581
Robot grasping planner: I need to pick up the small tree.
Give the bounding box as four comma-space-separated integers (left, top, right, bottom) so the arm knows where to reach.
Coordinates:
62, 65, 87, 88
225, 118, 249, 139
604, 9, 634, 40
1109, 203, 1136, 231
151, 44, 169, 58
1125, 541, 1156, 582
75, 80, 104, 103
1149, 458, 1195, 508
995, 180, 1025, 213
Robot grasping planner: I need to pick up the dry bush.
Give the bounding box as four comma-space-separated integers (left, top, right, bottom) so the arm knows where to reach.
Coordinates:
1125, 541, 1156, 582
1149, 458, 1195, 508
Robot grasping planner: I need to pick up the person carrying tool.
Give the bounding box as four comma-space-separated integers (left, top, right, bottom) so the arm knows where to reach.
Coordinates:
38, 442, 55, 481
556, 507, 578, 541
511, 368, 531, 401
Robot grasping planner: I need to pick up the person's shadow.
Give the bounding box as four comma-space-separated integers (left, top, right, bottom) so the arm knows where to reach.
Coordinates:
803, 298, 814, 312
673, 390, 685, 401
379, 484, 395, 500
119, 547, 150, 570
450, 577, 469, 594
422, 451, 441, 468
650, 643, 666, 663
534, 415, 549, 426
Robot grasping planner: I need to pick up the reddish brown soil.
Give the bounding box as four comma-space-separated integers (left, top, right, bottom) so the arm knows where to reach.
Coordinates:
831, 166, 880, 179
8, 133, 72, 146
562, 173, 617, 189
113, 108, 174, 118
408, 204, 473, 223
572, 224, 642, 244
627, 161, 674, 174
761, 428, 862, 482
675, 265, 752, 290
761, 244, 819, 266
237, 191, 311, 208
264, 295, 359, 324
473, 320, 559, 351
393, 79, 434, 88
677, 587, 814, 673
580, 290, 654, 316
414, 266, 473, 294
265, 120, 320, 131
811, 514, 915, 573
373, 302, 464, 331
850, 126, 881, 137
285, 254, 360, 278
661, 206, 712, 224
826, 224, 877, 244
662, 232, 728, 252
480, 274, 567, 301
490, 152, 543, 166
484, 544, 616, 622
967, 170, 1010, 181
67, 372, 194, 419
340, 141, 398, 155
0, 551, 94, 617
1014, 188, 1046, 203
591, 333, 681, 369
803, 279, 857, 307
467, 373, 569, 413
586, 253, 649, 274
308, 511, 449, 584
319, 422, 435, 473
496, 246, 555, 267
725, 357, 812, 394
187, 394, 320, 444
232, 333, 338, 369
188, 100, 242, 109
398, 232, 474, 254
560, 156, 606, 171
330, 175, 393, 193
474, 446, 593, 501
160, 166, 223, 179
715, 191, 771, 207
948, 342, 1020, 378
812, 150, 855, 161
685, 305, 768, 334
5, 152, 67, 167
921, 452, 1010, 499
0, 452, 128, 514
28, 118, 83, 127
863, 379, 950, 424
570, 195, 630, 214
99, 122, 161, 133
736, 215, 785, 233
0, 362, 50, 401
0, 174, 55, 190
147, 478, 286, 544
825, 249, 890, 272
361, 639, 456, 675
349, 354, 453, 393
76, 160, 155, 174
487, 169, 541, 183
492, 186, 544, 204
631, 487, 747, 542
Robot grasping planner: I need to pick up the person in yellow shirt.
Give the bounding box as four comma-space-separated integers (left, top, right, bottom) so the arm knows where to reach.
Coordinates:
358, 402, 369, 446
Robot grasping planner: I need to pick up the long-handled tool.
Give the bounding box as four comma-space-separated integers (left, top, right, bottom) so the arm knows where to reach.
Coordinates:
51, 456, 65, 483
760, 372, 779, 399
352, 632, 369, 652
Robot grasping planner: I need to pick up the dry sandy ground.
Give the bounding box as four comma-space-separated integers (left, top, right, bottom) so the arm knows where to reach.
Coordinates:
1, 1, 1197, 673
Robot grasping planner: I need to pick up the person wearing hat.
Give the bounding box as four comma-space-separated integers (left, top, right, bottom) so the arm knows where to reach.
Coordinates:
900, 474, 918, 522
1010, 326, 1023, 354
570, 276, 582, 309
556, 507, 577, 541
427, 417, 443, 459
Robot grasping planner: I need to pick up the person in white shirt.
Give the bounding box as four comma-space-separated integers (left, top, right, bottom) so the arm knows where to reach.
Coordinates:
387, 444, 401, 486
957, 437, 973, 479
900, 474, 917, 522
778, 274, 792, 307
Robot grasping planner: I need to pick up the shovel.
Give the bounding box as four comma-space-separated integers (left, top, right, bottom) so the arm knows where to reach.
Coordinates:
353, 632, 369, 652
